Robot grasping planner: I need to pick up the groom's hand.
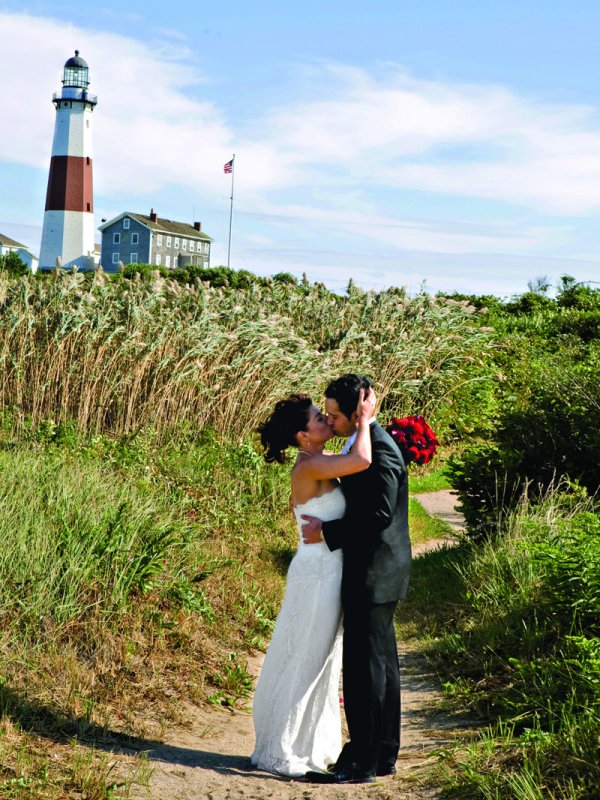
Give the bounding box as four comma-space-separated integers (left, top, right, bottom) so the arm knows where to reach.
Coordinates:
301, 515, 324, 544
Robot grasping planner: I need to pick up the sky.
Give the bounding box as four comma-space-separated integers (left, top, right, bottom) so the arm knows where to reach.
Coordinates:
1, 1, 600, 296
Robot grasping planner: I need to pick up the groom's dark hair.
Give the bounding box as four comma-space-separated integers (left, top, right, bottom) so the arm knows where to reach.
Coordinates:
325, 373, 372, 419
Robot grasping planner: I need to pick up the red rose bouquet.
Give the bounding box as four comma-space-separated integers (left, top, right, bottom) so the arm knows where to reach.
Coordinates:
386, 415, 438, 466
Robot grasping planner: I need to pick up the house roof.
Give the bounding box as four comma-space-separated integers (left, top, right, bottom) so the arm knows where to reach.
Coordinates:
0, 233, 27, 249
99, 212, 213, 242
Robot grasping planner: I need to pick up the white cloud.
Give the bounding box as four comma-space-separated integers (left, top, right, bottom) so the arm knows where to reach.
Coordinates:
2, 9, 600, 289
254, 64, 600, 214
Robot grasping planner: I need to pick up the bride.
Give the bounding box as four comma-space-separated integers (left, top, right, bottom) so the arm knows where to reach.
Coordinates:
251, 388, 375, 777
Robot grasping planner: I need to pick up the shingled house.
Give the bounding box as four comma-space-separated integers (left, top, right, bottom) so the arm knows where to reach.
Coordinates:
98, 210, 213, 272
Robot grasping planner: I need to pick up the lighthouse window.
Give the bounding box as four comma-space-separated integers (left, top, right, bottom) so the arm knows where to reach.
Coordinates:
123, 219, 130, 230
131, 233, 139, 245
113, 233, 120, 244
130, 253, 138, 264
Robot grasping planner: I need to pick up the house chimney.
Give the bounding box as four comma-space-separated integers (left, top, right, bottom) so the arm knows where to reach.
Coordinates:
194, 221, 201, 231
150, 208, 158, 223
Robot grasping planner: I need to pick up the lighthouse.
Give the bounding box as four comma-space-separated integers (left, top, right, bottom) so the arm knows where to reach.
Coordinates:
39, 51, 97, 270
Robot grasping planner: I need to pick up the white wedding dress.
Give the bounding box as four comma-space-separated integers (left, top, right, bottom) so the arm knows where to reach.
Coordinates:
251, 486, 345, 777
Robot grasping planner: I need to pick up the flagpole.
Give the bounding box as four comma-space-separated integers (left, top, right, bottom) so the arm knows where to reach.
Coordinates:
227, 154, 235, 269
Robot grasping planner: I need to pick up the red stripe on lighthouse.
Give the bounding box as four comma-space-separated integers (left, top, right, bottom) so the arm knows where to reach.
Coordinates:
45, 155, 94, 213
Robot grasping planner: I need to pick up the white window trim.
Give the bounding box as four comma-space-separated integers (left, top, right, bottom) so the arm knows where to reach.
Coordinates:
165, 255, 171, 268
131, 232, 139, 245
156, 234, 162, 246
181, 239, 187, 251
112, 252, 120, 264
113, 232, 120, 244
174, 238, 180, 249
166, 236, 171, 248
189, 241, 195, 252
130, 253, 138, 264
123, 218, 130, 230
156, 254, 162, 266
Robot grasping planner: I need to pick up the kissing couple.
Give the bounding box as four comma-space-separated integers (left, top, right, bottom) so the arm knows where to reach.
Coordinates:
251, 373, 412, 784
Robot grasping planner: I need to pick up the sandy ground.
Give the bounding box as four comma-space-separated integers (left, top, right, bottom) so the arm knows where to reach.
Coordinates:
114, 491, 468, 800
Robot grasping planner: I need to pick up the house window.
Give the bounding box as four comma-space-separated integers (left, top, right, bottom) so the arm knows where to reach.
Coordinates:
165, 255, 171, 268
112, 253, 120, 264
156, 234, 162, 246
166, 236, 171, 248
123, 219, 130, 230
130, 253, 138, 264
174, 238, 180, 249
204, 242, 209, 254
189, 241, 195, 252
113, 232, 120, 244
156, 254, 162, 266
131, 232, 139, 245
181, 239, 187, 251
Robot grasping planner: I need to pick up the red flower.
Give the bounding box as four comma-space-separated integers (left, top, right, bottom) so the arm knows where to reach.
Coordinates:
385, 414, 438, 467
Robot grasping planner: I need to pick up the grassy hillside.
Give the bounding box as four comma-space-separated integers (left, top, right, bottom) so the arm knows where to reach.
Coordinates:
0, 266, 597, 799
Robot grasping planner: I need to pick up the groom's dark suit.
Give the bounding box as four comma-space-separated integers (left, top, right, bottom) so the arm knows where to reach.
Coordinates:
322, 420, 411, 776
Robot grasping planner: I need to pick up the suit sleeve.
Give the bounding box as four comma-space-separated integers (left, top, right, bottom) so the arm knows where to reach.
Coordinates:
322, 438, 403, 551
322, 515, 346, 552
354, 440, 403, 534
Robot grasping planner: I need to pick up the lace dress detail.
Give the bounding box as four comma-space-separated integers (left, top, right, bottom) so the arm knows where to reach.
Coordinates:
251, 487, 346, 777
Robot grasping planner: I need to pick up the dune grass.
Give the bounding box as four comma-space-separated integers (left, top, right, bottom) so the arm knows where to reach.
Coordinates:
400, 492, 600, 800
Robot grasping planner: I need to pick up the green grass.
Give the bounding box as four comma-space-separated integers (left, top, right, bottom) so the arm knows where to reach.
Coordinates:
408, 496, 454, 545
409, 463, 452, 493
420, 497, 600, 800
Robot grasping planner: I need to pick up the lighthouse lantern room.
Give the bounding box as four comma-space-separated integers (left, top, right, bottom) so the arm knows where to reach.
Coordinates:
39, 51, 97, 270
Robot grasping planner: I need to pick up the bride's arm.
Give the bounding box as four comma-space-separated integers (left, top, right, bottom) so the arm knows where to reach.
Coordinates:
297, 388, 375, 480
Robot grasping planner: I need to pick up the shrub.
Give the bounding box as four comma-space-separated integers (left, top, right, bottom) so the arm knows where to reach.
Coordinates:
0, 250, 28, 276
434, 499, 600, 799
449, 350, 600, 538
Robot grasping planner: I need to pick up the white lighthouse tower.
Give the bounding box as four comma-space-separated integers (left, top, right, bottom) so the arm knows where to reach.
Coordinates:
39, 51, 97, 270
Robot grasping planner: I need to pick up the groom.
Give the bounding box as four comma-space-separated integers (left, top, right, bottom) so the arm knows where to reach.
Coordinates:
301, 373, 411, 784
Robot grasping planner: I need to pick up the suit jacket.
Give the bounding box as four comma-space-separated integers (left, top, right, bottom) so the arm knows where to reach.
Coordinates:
323, 421, 411, 605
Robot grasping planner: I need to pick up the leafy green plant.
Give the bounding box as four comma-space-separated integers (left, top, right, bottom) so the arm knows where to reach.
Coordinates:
428, 496, 600, 799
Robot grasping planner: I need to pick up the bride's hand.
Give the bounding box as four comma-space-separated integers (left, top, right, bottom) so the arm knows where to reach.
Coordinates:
356, 387, 376, 422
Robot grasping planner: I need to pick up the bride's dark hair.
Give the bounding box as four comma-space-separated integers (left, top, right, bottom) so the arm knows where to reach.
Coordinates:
258, 394, 313, 464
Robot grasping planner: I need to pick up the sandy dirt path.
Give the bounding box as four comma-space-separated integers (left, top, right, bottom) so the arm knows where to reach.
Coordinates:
118, 491, 466, 800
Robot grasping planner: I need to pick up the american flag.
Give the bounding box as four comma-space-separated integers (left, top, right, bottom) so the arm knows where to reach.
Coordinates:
224, 159, 234, 174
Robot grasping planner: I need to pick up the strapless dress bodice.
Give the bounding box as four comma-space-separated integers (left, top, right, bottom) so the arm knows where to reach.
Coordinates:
293, 487, 346, 553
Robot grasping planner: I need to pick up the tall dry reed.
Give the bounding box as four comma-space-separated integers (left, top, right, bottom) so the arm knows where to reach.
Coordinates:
0, 270, 493, 438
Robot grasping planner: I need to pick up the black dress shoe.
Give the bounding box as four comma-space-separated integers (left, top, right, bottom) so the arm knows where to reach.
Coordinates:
376, 764, 397, 776
304, 767, 376, 784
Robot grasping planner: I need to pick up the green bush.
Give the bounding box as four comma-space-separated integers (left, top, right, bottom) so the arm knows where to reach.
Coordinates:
434, 501, 600, 799
449, 354, 600, 538
0, 250, 28, 276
